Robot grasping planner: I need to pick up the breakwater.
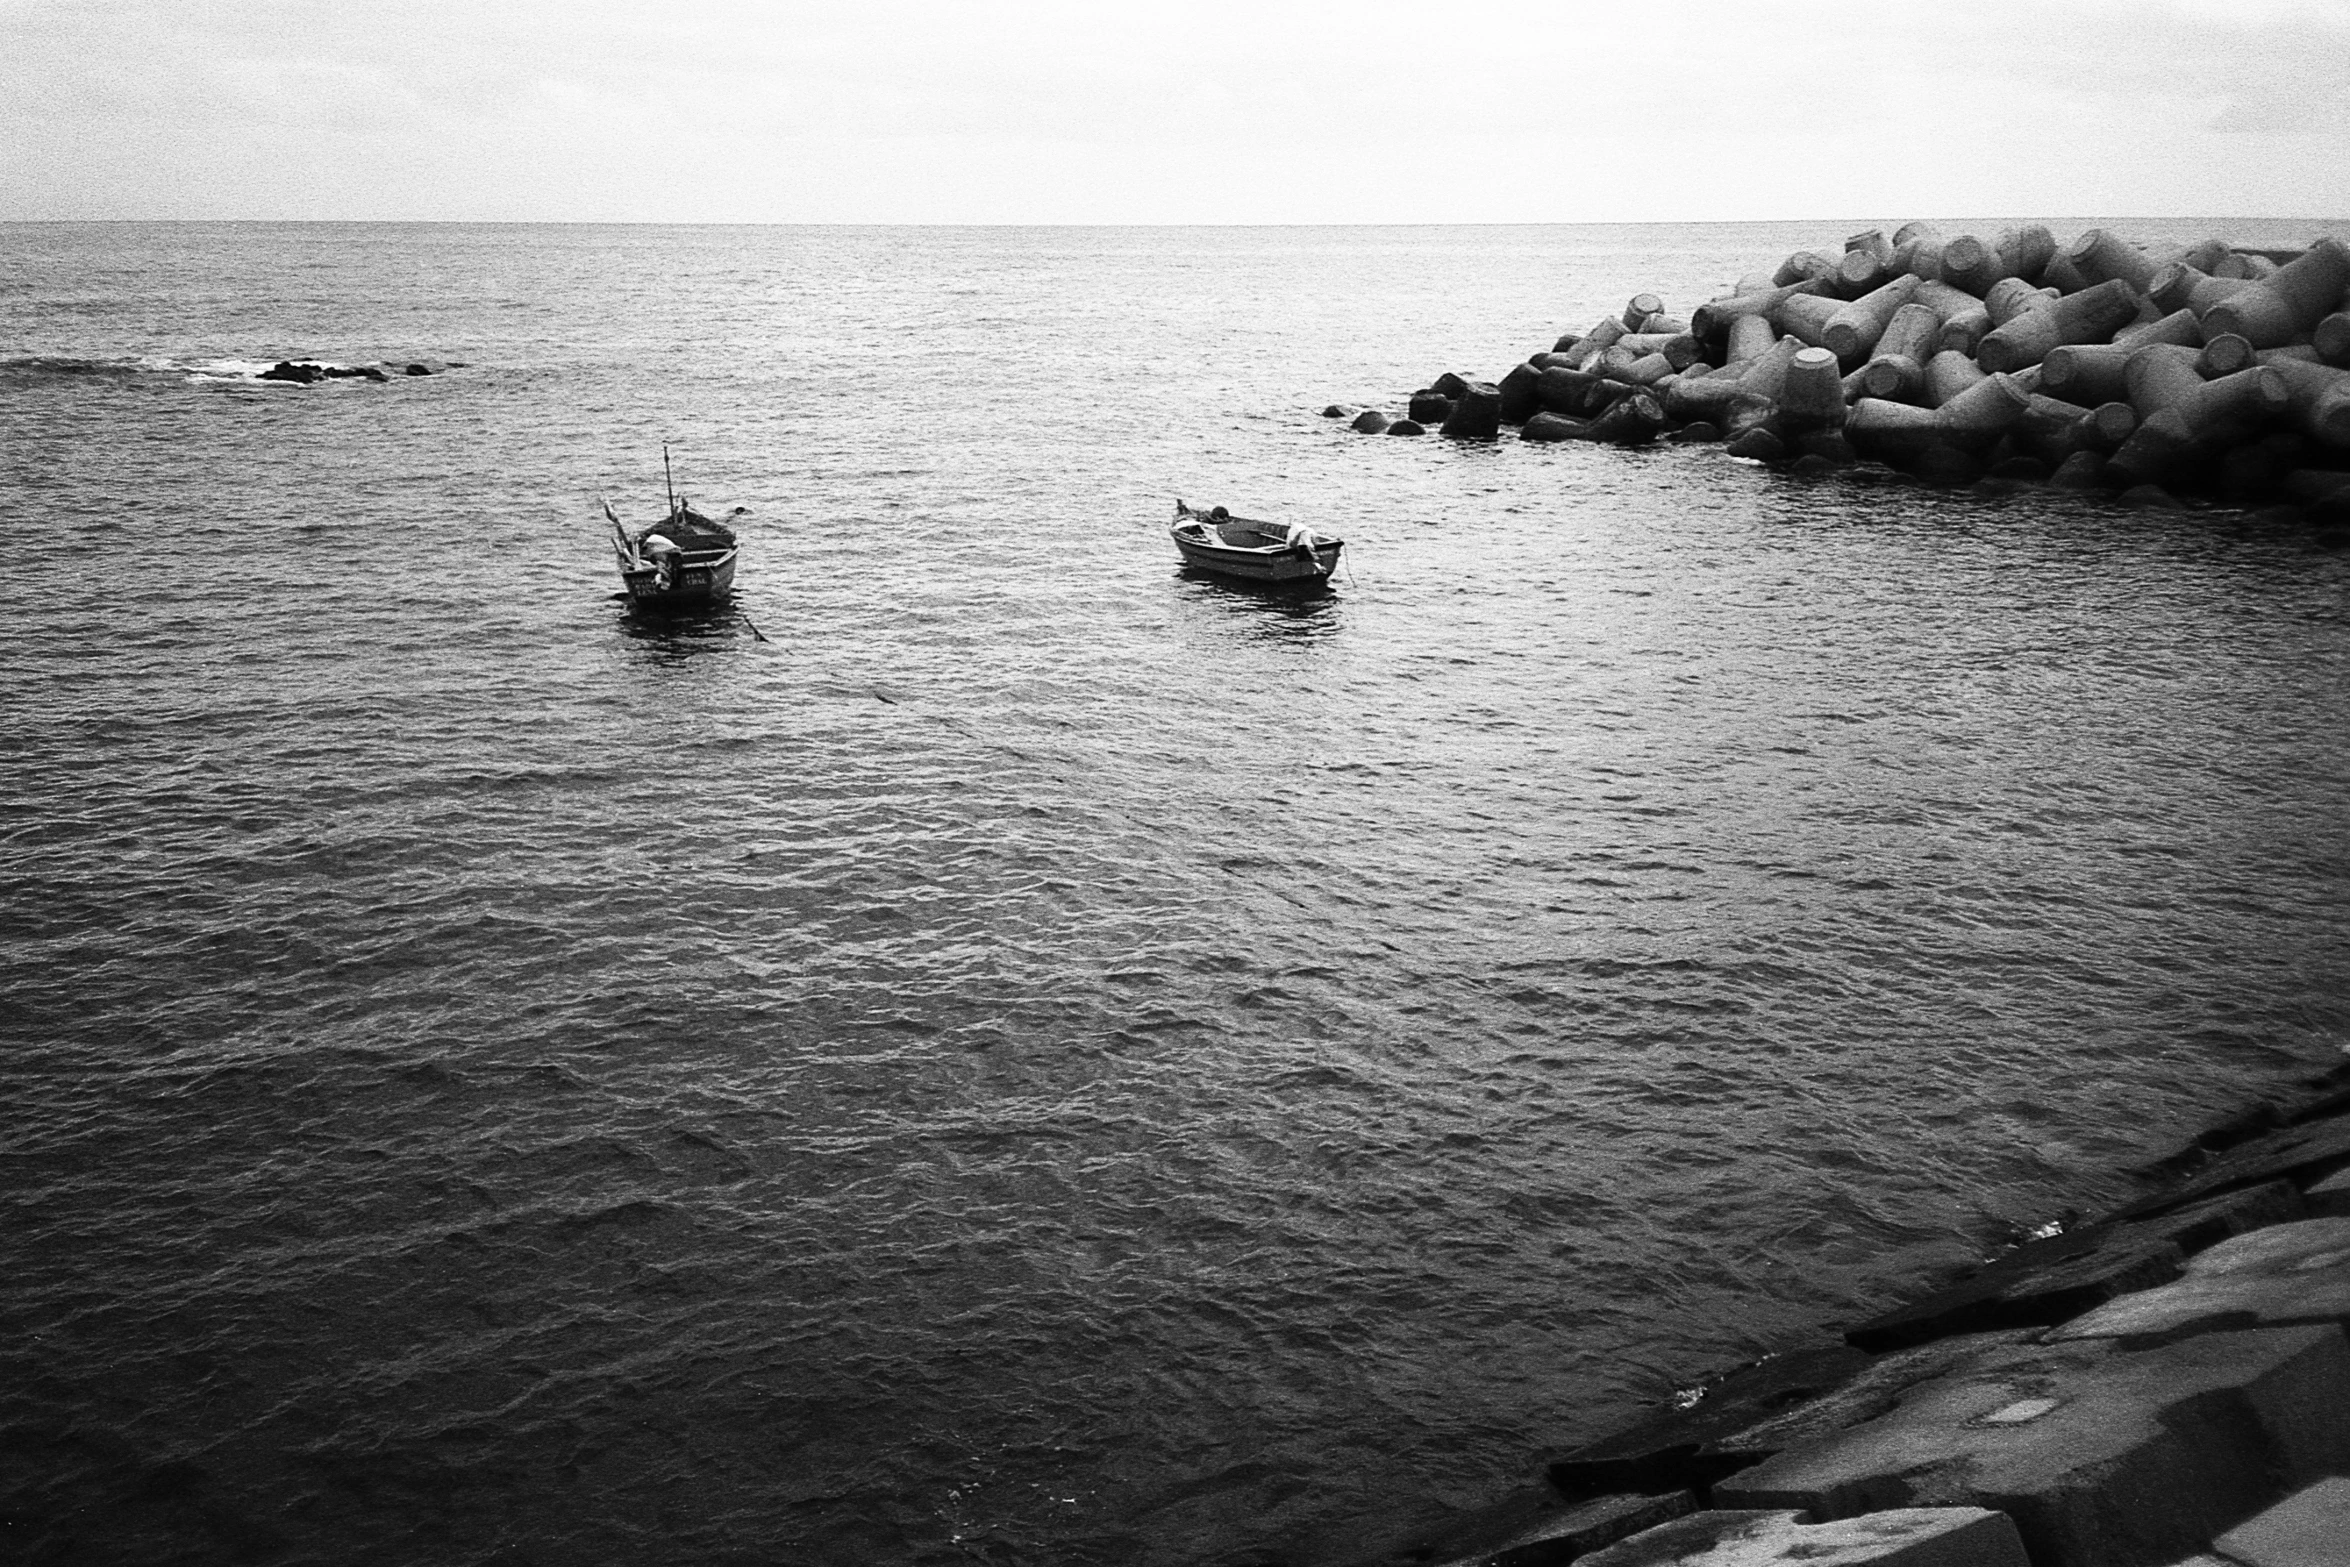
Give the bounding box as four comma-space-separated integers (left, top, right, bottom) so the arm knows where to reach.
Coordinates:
1335, 224, 2350, 534
1330, 1062, 2350, 1567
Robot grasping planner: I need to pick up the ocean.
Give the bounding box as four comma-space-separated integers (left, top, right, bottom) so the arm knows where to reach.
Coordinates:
5, 219, 2349, 1566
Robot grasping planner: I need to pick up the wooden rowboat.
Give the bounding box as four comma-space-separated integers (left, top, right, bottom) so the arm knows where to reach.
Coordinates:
1171, 500, 1343, 583
605, 456, 746, 610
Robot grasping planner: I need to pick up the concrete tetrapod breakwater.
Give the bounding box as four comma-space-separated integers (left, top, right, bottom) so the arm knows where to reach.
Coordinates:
1314, 1061, 2350, 1567
1324, 225, 2350, 534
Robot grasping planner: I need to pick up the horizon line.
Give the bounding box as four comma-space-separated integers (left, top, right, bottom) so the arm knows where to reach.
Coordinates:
6, 214, 2350, 229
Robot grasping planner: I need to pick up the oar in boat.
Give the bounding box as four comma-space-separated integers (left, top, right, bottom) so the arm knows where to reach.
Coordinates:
602, 496, 638, 567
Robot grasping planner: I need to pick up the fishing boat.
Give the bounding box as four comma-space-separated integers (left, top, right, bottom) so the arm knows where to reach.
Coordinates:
605, 453, 746, 610
1170, 500, 1343, 583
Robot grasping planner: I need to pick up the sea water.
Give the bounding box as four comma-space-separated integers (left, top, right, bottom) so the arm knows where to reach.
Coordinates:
5, 220, 2350, 1565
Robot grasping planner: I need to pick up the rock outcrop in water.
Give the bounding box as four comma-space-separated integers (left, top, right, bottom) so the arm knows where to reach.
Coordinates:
257, 360, 426, 385
1338, 226, 2350, 537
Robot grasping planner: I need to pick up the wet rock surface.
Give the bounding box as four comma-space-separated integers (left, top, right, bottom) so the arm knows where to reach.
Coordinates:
1324, 1064, 2350, 1567
1575, 1506, 2027, 1567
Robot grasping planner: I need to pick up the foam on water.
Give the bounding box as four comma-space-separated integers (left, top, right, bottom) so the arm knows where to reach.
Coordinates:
3, 220, 2349, 1566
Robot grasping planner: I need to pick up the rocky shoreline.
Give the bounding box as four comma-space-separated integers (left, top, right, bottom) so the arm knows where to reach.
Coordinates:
1331, 225, 2350, 538
1313, 1058, 2350, 1567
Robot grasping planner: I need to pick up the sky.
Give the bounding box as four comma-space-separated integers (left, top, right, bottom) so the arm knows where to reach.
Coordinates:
4, 0, 2349, 223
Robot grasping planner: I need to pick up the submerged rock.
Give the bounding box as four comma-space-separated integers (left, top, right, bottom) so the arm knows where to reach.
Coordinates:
1351, 409, 1391, 434
1439, 382, 1502, 440
2049, 450, 2109, 489
1911, 444, 1987, 487
1797, 430, 1859, 465
1581, 391, 1665, 445
1520, 412, 1585, 442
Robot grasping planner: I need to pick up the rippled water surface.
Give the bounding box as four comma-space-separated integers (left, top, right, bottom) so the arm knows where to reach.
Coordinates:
6, 221, 2350, 1566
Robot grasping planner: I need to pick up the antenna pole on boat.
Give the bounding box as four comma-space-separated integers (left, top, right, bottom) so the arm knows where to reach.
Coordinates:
663, 444, 677, 515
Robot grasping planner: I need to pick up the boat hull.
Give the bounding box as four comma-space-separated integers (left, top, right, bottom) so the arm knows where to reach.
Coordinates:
620, 549, 737, 608
1172, 534, 1343, 581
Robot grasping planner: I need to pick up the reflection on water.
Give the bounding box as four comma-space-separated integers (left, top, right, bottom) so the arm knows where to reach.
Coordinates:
1174, 568, 1347, 642
613, 596, 757, 663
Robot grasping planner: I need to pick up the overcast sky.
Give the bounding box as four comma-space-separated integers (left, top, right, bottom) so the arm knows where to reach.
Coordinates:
5, 0, 2348, 223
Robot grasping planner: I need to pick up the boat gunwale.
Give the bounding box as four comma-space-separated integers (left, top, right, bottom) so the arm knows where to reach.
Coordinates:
1172, 534, 1343, 562
1172, 510, 1345, 555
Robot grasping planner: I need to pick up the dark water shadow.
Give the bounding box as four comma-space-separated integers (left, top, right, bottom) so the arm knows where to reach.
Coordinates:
1174, 568, 1346, 642
612, 597, 757, 665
